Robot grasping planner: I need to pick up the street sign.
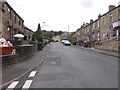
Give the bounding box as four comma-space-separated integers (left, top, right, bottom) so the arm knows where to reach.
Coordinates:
112, 21, 120, 29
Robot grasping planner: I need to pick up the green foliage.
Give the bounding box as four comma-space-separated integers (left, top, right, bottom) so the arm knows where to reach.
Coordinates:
53, 31, 63, 36
43, 30, 63, 41
43, 30, 54, 41
33, 24, 63, 42
35, 23, 43, 42
69, 36, 77, 41
32, 32, 36, 41
68, 32, 77, 42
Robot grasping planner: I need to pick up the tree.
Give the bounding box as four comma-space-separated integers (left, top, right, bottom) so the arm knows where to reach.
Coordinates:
35, 23, 43, 42
32, 32, 36, 41
69, 36, 77, 41
68, 32, 77, 42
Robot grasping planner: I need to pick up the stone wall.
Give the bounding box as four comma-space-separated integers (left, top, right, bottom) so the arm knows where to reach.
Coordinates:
95, 40, 119, 52
15, 45, 34, 61
1, 54, 18, 66
1, 44, 35, 66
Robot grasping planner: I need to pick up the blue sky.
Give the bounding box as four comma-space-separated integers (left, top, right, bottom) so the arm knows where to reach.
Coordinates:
6, 0, 120, 32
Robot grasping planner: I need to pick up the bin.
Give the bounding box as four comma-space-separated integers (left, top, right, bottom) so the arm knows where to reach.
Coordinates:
38, 42, 44, 50
0, 46, 14, 55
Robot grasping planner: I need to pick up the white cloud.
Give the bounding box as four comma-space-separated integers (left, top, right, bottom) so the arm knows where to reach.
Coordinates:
6, 0, 120, 32
80, 0, 94, 8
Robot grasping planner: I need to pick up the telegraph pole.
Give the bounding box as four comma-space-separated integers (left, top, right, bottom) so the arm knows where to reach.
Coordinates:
68, 25, 69, 33
67, 25, 69, 39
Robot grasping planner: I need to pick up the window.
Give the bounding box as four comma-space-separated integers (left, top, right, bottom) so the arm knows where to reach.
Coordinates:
110, 14, 113, 24
87, 27, 89, 32
14, 15, 16, 24
119, 10, 120, 19
7, 27, 10, 31
18, 18, 21, 25
93, 23, 95, 30
103, 17, 106, 25
8, 8, 10, 12
98, 20, 100, 27
2, 3, 4, 8
22, 22, 23, 27
19, 20, 21, 25
97, 33, 100, 40
103, 33, 108, 39
10, 10, 11, 20
95, 22, 98, 29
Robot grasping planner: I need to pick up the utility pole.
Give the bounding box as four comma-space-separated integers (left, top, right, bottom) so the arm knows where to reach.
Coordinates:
68, 25, 69, 33
67, 25, 69, 39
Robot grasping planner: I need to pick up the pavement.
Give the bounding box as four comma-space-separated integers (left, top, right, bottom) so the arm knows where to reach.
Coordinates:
73, 45, 119, 58
2, 47, 45, 88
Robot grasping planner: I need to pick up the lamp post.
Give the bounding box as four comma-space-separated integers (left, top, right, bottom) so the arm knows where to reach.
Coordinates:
42, 22, 46, 30
42, 22, 46, 47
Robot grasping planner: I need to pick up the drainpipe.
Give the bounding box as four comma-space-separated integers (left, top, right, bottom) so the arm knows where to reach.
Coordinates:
0, 1, 3, 38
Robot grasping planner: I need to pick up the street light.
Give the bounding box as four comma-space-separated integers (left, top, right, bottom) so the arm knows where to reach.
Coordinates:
42, 22, 46, 30
42, 22, 46, 47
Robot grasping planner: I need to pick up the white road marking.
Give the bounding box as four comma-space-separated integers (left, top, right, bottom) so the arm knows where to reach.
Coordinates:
29, 71, 37, 78
51, 62, 56, 64
22, 80, 33, 89
7, 81, 19, 89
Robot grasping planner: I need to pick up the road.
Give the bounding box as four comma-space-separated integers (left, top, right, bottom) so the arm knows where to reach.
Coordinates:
3, 42, 118, 89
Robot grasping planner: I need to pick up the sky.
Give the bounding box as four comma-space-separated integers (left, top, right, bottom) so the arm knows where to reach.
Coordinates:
5, 0, 120, 32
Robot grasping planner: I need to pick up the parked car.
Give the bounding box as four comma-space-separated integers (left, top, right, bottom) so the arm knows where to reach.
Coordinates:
63, 40, 71, 46
61, 40, 65, 43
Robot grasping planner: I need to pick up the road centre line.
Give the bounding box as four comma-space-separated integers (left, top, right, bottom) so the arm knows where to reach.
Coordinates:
29, 71, 37, 78
22, 80, 33, 89
7, 81, 19, 89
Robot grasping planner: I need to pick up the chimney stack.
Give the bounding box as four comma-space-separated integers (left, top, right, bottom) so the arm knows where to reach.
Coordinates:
98, 14, 101, 18
90, 19, 93, 23
109, 5, 116, 11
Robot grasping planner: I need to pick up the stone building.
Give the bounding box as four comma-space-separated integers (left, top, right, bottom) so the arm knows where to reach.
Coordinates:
52, 35, 61, 42
76, 19, 100, 47
24, 26, 34, 41
1, 1, 24, 40
95, 5, 120, 51
100, 5, 119, 41
75, 3, 120, 51
90, 19, 100, 47
60, 31, 69, 40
